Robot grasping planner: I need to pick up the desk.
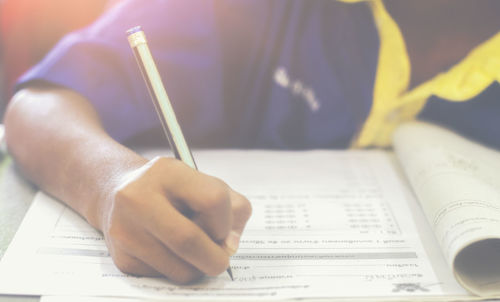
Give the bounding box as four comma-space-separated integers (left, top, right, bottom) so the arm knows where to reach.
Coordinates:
0, 147, 497, 301
0, 154, 38, 302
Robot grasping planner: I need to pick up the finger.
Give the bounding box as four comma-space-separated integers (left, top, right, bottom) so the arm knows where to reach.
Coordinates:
143, 193, 230, 276
223, 190, 253, 255
187, 177, 232, 242
109, 250, 162, 278
122, 230, 204, 284
151, 157, 232, 241
104, 202, 201, 283
104, 218, 162, 278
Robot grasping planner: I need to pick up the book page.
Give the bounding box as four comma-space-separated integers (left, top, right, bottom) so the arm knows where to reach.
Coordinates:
0, 150, 468, 300
393, 122, 500, 297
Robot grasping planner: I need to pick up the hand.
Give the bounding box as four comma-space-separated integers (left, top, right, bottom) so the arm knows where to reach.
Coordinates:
99, 156, 252, 284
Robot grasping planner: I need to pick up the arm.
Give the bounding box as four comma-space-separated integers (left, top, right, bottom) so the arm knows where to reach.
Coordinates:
4, 86, 251, 283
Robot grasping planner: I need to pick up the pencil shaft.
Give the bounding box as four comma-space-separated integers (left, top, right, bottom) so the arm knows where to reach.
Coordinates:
128, 29, 197, 170
127, 27, 233, 281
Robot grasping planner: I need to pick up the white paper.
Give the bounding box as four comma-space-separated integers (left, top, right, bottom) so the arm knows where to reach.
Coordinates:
393, 122, 500, 297
0, 150, 470, 300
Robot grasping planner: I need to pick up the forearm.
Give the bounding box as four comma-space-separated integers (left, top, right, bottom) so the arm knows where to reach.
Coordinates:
4, 86, 252, 282
4, 87, 146, 229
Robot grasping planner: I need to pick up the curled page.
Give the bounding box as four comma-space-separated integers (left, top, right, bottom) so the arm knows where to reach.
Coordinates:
393, 121, 500, 297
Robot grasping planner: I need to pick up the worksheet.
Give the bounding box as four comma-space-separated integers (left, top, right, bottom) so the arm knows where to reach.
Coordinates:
0, 150, 469, 300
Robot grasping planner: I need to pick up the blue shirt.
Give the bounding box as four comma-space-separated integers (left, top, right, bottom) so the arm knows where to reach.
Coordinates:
17, 0, 500, 149
18, 0, 379, 149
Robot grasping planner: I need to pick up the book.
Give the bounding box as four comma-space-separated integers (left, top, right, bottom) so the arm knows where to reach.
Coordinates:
0, 121, 498, 301
393, 121, 500, 297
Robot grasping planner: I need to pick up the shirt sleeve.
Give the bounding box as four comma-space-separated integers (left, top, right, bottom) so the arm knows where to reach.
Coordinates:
17, 0, 225, 143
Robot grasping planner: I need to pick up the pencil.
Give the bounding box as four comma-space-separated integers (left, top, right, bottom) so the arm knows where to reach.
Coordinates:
126, 26, 234, 281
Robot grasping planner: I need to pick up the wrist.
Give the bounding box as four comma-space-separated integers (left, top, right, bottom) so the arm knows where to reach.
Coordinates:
81, 145, 148, 232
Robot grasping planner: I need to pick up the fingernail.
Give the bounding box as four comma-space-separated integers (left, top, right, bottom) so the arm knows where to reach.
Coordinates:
224, 231, 241, 255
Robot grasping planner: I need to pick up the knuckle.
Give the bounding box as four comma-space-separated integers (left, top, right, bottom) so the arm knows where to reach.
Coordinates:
172, 227, 200, 254
235, 193, 253, 221
113, 253, 139, 275
241, 197, 253, 219
202, 182, 230, 212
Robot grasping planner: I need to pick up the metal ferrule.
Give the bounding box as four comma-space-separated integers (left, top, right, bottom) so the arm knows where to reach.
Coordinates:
127, 30, 147, 48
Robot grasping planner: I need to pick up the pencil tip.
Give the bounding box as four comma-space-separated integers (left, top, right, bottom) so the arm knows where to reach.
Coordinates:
227, 267, 234, 281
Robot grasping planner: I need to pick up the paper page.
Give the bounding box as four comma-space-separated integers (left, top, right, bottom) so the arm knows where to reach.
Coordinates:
0, 150, 469, 300
393, 122, 500, 297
